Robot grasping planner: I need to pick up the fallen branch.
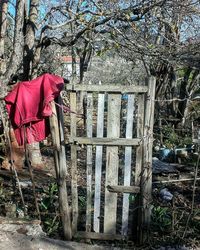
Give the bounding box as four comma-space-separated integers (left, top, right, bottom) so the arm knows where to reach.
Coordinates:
153, 177, 200, 184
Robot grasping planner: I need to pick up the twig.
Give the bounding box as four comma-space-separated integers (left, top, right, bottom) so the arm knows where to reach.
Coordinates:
182, 146, 200, 238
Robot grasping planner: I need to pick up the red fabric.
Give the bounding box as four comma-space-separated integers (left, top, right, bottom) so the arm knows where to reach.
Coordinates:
5, 73, 64, 146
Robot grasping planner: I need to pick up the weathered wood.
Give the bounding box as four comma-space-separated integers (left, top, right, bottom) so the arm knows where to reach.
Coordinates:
50, 102, 60, 151
67, 137, 141, 146
107, 185, 140, 194
135, 94, 145, 186
0, 217, 40, 225
153, 178, 200, 184
140, 77, 156, 243
86, 92, 93, 232
74, 231, 127, 241
94, 91, 105, 233
66, 84, 148, 93
122, 94, 135, 235
49, 103, 60, 179
104, 94, 121, 234
57, 97, 72, 240
49, 101, 72, 240
70, 92, 78, 234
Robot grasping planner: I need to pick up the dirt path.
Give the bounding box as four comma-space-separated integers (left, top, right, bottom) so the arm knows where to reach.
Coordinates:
0, 231, 125, 250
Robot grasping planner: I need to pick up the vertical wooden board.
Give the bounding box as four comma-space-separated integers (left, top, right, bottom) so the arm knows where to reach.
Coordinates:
135, 94, 145, 186
93, 92, 105, 233
140, 77, 156, 243
49, 102, 60, 178
122, 94, 135, 235
70, 92, 78, 234
104, 94, 121, 234
57, 96, 67, 176
86, 92, 93, 232
57, 96, 72, 239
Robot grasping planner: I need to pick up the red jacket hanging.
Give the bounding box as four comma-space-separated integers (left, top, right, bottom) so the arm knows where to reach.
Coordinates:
5, 73, 64, 146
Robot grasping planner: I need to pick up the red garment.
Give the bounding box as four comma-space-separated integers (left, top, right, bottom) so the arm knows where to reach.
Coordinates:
5, 73, 64, 146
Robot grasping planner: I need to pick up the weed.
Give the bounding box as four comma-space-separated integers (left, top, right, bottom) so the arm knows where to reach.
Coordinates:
151, 206, 172, 232
40, 183, 60, 236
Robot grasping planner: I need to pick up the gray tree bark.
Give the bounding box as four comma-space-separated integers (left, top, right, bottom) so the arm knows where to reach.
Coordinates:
23, 0, 39, 80
0, 0, 8, 76
5, 0, 25, 82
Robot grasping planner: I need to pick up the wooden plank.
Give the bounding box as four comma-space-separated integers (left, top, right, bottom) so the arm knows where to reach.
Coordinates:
67, 137, 141, 146
122, 94, 135, 235
107, 185, 140, 194
74, 231, 127, 241
135, 94, 145, 186
49, 102, 60, 178
140, 77, 156, 243
57, 96, 72, 240
50, 101, 72, 240
94, 91, 105, 233
66, 84, 148, 93
135, 94, 145, 241
50, 102, 60, 151
104, 94, 121, 234
86, 92, 93, 232
70, 92, 78, 235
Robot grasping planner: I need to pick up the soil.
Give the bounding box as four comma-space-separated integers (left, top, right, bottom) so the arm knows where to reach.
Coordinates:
0, 146, 200, 249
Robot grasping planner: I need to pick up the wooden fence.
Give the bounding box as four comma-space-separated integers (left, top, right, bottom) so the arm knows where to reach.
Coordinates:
51, 77, 156, 243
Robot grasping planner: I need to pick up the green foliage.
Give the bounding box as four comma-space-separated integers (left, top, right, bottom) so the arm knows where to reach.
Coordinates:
151, 206, 172, 232
129, 194, 137, 203
78, 195, 87, 208
40, 183, 60, 236
161, 126, 179, 148
160, 125, 192, 148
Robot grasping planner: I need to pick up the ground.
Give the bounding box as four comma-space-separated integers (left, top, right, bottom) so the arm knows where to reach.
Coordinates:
0, 147, 200, 249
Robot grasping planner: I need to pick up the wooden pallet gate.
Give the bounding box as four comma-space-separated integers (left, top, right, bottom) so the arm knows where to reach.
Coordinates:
51, 77, 156, 243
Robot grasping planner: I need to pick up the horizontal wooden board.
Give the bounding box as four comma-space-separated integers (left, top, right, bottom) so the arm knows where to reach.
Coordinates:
107, 185, 140, 194
66, 84, 148, 93
67, 137, 141, 146
74, 231, 128, 241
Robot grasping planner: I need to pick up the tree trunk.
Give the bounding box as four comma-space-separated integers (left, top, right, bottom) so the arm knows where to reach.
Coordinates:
23, 0, 39, 80
5, 0, 25, 82
177, 68, 192, 122
0, 0, 8, 76
23, 0, 43, 166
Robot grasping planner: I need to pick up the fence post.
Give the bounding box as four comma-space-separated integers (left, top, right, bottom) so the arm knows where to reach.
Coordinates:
139, 76, 156, 244
50, 101, 72, 240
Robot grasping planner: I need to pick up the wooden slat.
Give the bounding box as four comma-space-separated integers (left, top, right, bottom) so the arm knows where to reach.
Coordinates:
140, 77, 156, 243
104, 94, 121, 234
66, 84, 148, 93
135, 94, 145, 241
122, 94, 135, 235
86, 92, 93, 232
57, 96, 72, 240
135, 94, 145, 186
74, 231, 127, 241
94, 91, 105, 233
70, 92, 78, 234
67, 137, 141, 146
50, 102, 60, 151
107, 185, 140, 194
49, 102, 60, 178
